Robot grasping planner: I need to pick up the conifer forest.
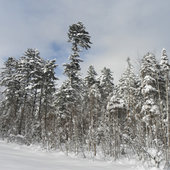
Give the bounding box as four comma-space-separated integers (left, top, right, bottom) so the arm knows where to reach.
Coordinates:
0, 22, 169, 169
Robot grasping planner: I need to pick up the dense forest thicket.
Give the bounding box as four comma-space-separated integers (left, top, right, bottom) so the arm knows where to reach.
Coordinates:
0, 22, 169, 169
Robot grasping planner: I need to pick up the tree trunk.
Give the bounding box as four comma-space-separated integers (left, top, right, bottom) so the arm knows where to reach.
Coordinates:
38, 87, 43, 140
18, 93, 27, 135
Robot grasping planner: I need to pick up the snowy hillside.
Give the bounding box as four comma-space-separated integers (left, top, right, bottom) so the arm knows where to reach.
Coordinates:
0, 140, 161, 170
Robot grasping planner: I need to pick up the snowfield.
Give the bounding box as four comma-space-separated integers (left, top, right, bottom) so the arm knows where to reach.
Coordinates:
0, 140, 160, 170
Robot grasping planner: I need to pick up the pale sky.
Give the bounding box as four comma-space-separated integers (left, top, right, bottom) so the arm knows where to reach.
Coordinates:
0, 0, 170, 83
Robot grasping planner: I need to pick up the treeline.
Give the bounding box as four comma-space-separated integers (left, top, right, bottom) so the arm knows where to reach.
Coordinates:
0, 22, 169, 168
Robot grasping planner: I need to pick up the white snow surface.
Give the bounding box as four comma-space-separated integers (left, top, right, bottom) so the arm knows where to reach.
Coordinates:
0, 140, 160, 170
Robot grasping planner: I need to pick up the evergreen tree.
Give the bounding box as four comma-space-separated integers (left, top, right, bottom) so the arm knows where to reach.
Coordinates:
159, 49, 170, 169
117, 58, 140, 145
99, 67, 114, 99
40, 59, 58, 147
85, 65, 101, 156
105, 91, 126, 159
99, 67, 114, 115
0, 49, 58, 145
0, 57, 19, 136
60, 22, 92, 153
139, 52, 164, 166
117, 58, 138, 116
55, 81, 72, 150
85, 65, 98, 88
64, 22, 92, 89
17, 49, 45, 141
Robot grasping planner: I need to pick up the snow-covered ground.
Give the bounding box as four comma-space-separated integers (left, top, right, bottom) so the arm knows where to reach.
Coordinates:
0, 140, 160, 170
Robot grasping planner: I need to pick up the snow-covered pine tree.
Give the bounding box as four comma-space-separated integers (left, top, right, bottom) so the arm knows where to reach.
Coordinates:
106, 90, 126, 159
159, 48, 170, 169
41, 59, 58, 148
96, 67, 114, 156
0, 57, 19, 137
140, 52, 159, 145
17, 49, 45, 142
55, 81, 72, 151
140, 52, 163, 166
117, 58, 140, 146
85, 65, 98, 88
117, 58, 137, 116
62, 22, 91, 154
84, 65, 101, 156
64, 22, 92, 89
99, 67, 114, 113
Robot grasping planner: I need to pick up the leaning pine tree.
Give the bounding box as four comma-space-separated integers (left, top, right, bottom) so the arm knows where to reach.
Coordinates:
59, 22, 92, 154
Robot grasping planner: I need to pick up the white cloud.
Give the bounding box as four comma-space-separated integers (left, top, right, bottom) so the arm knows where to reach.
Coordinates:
0, 0, 169, 83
